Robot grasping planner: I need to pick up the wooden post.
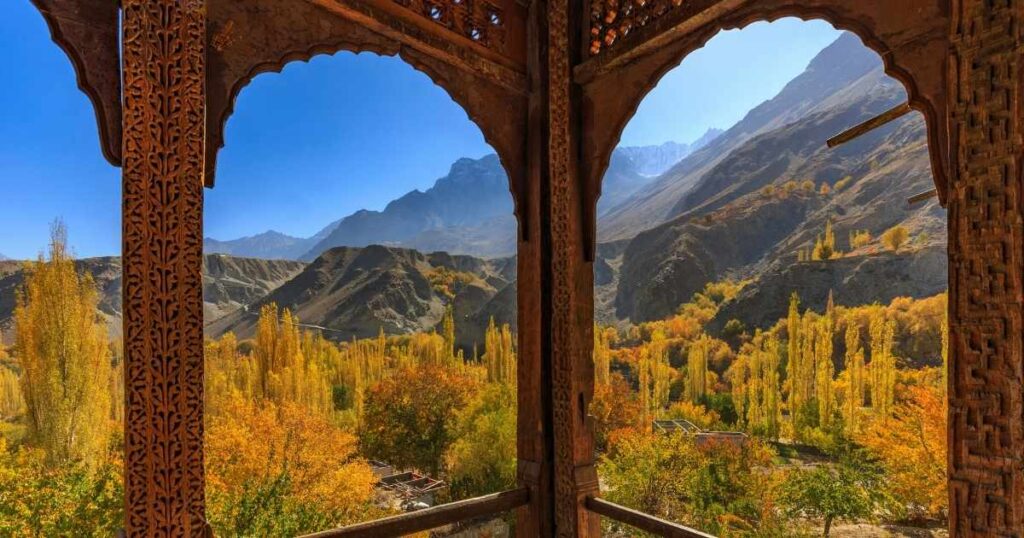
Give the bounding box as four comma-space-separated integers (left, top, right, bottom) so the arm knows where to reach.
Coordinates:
947, 0, 1024, 535
540, 0, 601, 535
121, 0, 207, 535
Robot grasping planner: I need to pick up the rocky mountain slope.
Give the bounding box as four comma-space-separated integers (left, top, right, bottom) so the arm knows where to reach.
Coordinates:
0, 255, 306, 344
602, 32, 946, 329
303, 155, 516, 260
598, 33, 888, 241
207, 245, 516, 349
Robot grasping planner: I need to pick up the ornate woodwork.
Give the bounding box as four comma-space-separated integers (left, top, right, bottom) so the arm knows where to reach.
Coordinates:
544, 0, 602, 534
22, 0, 1024, 536
121, 0, 208, 534
29, 0, 121, 165
947, 0, 1024, 534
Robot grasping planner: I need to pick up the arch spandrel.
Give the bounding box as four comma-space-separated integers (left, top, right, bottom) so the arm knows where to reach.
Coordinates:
577, 0, 952, 258
206, 0, 530, 234
29, 0, 121, 166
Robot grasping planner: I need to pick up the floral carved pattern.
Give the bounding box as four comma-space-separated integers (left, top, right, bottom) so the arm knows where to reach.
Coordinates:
121, 0, 207, 535
947, 0, 1024, 535
588, 0, 686, 55
392, 0, 507, 51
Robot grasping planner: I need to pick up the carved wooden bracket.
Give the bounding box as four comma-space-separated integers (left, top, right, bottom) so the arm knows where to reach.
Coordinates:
30, 0, 121, 166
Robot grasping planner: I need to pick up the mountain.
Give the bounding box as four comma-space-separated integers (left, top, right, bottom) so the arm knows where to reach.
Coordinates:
205, 231, 317, 261
207, 245, 516, 349
600, 32, 946, 329
0, 255, 307, 343
301, 154, 516, 260
617, 128, 723, 177
0, 254, 8, 261
598, 33, 886, 241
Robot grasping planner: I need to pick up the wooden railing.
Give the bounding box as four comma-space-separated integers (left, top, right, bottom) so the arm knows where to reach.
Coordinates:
585, 496, 717, 538
299, 487, 530, 538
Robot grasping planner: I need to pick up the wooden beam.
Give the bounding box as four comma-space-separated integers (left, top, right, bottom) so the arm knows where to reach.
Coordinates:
300, 488, 530, 538
585, 497, 716, 538
907, 189, 938, 207
826, 102, 913, 148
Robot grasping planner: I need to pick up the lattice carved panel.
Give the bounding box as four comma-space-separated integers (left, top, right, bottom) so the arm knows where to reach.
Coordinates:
393, 0, 507, 51
948, 0, 1024, 535
588, 0, 685, 55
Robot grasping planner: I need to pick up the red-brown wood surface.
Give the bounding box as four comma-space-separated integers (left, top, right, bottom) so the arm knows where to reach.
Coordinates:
121, 0, 208, 534
947, 0, 1024, 535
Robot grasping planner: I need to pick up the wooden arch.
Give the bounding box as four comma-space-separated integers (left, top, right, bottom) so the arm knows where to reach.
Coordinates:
576, 0, 951, 258
205, 0, 531, 232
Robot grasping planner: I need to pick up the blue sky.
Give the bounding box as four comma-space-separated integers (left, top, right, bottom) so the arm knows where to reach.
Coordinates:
0, 4, 839, 259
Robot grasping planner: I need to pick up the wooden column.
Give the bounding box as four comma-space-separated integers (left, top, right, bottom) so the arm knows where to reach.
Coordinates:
121, 0, 207, 535
516, 0, 554, 535
539, 0, 600, 535
947, 1, 1024, 536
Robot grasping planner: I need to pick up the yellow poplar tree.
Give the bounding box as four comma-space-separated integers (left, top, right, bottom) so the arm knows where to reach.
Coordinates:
815, 293, 836, 428
484, 317, 515, 385
843, 321, 865, 434
685, 335, 710, 402
14, 223, 113, 468
869, 310, 897, 418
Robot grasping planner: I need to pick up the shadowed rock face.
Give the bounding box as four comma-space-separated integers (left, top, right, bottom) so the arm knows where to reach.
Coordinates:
206, 245, 516, 350
708, 247, 947, 334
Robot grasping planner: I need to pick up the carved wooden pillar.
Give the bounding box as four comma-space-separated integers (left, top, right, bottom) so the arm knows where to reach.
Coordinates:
947, 1, 1024, 536
121, 0, 207, 535
540, 0, 601, 535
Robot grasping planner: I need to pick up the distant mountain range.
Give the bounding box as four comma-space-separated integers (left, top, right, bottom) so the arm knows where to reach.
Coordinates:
617, 129, 723, 177
204, 133, 720, 261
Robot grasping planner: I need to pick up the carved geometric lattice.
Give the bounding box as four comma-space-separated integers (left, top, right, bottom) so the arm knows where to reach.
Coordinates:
393, 0, 507, 51
948, 0, 1024, 535
588, 0, 684, 55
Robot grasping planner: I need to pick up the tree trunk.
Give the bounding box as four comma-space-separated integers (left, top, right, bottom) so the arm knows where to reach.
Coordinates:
823, 515, 833, 537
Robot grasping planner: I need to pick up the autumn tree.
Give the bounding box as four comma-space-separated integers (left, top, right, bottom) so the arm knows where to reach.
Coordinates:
360, 363, 478, 475
843, 321, 866, 434
815, 293, 836, 429
442, 304, 456, 360
483, 317, 515, 385
849, 230, 872, 250
868, 310, 896, 418
729, 330, 782, 438
206, 395, 378, 535
778, 448, 886, 537
0, 366, 22, 420
445, 383, 516, 498
14, 223, 114, 468
590, 373, 644, 450
857, 384, 947, 519
594, 324, 613, 387
812, 220, 838, 261
251, 304, 331, 414
685, 335, 711, 402
881, 225, 910, 252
